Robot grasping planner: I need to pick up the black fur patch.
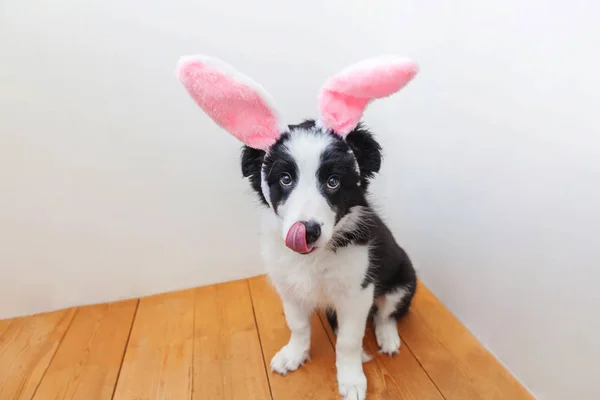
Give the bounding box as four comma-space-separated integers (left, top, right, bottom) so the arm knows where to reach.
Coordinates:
317, 135, 367, 223
240, 146, 267, 205
261, 133, 299, 214
329, 207, 416, 301
345, 122, 382, 190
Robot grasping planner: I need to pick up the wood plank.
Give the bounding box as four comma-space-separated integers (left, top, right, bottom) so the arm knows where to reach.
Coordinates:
248, 276, 338, 400
0, 308, 77, 400
398, 281, 534, 400
192, 279, 271, 400
112, 289, 195, 400
32, 299, 138, 400
0, 319, 12, 339
318, 312, 443, 400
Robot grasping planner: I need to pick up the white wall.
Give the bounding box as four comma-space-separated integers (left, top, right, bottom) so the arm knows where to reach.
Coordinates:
1, 0, 598, 398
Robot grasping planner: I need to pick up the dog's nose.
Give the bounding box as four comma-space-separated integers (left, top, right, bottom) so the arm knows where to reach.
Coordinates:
302, 220, 321, 244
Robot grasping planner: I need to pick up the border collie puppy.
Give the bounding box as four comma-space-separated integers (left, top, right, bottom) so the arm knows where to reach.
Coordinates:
177, 55, 419, 400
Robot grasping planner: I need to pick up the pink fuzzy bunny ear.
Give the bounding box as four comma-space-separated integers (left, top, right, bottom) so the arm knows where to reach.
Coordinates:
176, 55, 287, 150
318, 56, 419, 136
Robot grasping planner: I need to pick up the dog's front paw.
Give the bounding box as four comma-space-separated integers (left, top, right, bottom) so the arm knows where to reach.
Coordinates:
338, 368, 367, 400
270, 343, 310, 375
375, 322, 401, 356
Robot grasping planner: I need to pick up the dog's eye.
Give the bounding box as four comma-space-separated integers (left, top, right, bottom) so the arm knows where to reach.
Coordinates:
326, 176, 341, 190
279, 173, 293, 187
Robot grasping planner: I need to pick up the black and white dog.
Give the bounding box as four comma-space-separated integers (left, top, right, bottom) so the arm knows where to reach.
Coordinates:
177, 55, 419, 400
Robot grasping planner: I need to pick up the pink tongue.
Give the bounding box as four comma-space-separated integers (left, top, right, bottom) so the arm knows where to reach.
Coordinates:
285, 222, 313, 253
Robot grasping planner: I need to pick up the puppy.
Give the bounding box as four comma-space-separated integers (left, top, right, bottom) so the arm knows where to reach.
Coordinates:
177, 55, 419, 400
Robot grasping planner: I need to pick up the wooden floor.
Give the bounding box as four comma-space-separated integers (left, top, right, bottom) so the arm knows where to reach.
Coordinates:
0, 276, 533, 400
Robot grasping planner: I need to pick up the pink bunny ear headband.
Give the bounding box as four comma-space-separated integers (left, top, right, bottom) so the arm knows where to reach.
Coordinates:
176, 55, 418, 151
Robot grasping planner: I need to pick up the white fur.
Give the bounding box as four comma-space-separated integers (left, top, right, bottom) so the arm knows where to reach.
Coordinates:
259, 132, 384, 399
374, 288, 409, 355
270, 298, 312, 374
261, 208, 372, 399
260, 168, 273, 209
260, 208, 371, 308
335, 283, 373, 400
265, 131, 338, 247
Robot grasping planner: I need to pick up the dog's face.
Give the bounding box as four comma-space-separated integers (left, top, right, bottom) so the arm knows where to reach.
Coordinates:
242, 120, 382, 254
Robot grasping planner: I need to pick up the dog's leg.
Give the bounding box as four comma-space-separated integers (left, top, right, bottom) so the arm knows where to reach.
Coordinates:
374, 288, 409, 356
335, 284, 374, 400
270, 298, 312, 375
326, 308, 372, 363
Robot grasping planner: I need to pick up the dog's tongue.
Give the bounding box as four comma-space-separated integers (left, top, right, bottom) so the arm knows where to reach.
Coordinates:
285, 222, 312, 253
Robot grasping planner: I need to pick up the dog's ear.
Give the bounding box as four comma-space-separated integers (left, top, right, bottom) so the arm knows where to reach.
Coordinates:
345, 124, 382, 189
176, 55, 287, 150
240, 146, 267, 204
317, 56, 418, 137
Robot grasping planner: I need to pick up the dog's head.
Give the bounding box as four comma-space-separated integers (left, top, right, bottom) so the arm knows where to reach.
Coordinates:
176, 55, 418, 254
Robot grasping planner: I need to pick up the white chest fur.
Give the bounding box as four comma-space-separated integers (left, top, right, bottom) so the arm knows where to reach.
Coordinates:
259, 210, 371, 309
